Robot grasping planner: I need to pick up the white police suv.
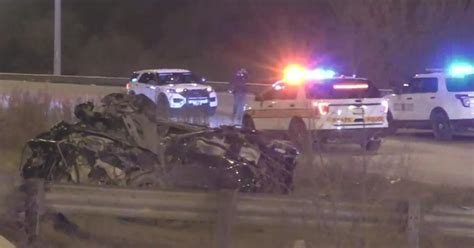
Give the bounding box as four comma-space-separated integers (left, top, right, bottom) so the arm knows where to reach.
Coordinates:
126, 69, 218, 116
386, 63, 474, 140
242, 65, 389, 151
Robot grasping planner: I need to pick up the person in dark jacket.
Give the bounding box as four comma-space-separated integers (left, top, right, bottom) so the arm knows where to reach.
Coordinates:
230, 68, 248, 123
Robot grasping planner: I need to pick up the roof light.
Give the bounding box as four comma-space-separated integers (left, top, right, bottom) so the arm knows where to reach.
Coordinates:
307, 68, 336, 80
283, 64, 307, 85
448, 63, 474, 78
333, 84, 368, 90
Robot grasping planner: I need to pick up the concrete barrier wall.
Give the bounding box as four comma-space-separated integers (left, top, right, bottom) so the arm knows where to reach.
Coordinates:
0, 72, 269, 93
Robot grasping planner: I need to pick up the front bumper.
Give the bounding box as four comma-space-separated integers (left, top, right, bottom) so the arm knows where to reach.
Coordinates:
168, 91, 218, 109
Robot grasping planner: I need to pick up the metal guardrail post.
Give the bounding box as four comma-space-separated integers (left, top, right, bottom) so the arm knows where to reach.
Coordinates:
23, 179, 45, 245
214, 190, 237, 248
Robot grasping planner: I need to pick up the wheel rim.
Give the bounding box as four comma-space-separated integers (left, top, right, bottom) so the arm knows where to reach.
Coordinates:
438, 122, 445, 130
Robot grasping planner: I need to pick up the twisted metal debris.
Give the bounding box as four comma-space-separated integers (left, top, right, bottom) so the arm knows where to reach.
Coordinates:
20, 93, 298, 193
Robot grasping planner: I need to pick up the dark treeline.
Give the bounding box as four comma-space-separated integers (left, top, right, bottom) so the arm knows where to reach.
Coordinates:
0, 0, 473, 85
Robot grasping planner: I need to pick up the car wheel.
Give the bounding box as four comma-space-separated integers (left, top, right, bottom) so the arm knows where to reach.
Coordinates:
127, 90, 136, 95
362, 138, 382, 152
242, 115, 255, 130
156, 95, 170, 120
431, 111, 452, 141
289, 118, 312, 153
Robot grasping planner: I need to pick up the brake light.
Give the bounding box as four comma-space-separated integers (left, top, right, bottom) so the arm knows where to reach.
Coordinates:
126, 82, 132, 90
333, 84, 369, 90
313, 102, 329, 115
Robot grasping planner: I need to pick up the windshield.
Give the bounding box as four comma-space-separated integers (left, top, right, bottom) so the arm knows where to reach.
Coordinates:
156, 73, 201, 85
446, 75, 474, 92
306, 79, 381, 99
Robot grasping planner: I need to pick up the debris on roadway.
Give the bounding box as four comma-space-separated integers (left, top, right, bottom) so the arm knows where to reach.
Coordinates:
20, 93, 298, 193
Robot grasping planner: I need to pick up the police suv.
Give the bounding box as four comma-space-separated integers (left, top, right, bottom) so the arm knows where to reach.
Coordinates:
386, 64, 474, 140
126, 69, 218, 116
242, 66, 389, 151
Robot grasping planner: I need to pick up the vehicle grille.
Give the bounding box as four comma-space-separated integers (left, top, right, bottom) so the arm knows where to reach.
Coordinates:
181, 89, 209, 98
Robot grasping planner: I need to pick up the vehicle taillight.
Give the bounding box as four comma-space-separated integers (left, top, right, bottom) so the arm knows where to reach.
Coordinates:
381, 100, 389, 113
313, 102, 329, 115
126, 83, 131, 90
455, 94, 471, 108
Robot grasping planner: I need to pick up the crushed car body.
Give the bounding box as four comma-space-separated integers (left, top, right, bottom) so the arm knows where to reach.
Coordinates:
20, 93, 298, 193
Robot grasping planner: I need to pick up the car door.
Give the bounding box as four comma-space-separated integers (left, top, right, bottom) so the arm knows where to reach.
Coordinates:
136, 72, 151, 96
403, 77, 439, 120
253, 83, 299, 130
143, 73, 159, 102
137, 72, 158, 102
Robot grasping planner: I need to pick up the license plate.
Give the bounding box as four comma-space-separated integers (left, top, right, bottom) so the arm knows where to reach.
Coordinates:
364, 116, 384, 122
352, 107, 365, 115
189, 101, 201, 106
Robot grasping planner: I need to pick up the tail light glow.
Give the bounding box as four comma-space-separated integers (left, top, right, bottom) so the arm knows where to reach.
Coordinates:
126, 83, 131, 90
313, 102, 330, 115
333, 84, 369, 90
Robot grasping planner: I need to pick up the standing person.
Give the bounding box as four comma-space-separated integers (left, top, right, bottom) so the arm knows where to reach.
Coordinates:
230, 68, 248, 123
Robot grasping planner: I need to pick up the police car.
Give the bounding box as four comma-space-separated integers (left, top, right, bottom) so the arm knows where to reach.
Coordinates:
386, 63, 474, 140
126, 69, 218, 116
242, 65, 389, 151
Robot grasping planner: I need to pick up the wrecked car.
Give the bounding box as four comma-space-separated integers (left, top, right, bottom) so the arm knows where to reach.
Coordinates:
20, 93, 298, 193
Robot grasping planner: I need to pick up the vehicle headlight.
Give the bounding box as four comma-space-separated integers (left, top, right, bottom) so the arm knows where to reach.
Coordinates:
166, 89, 176, 93
206, 86, 213, 92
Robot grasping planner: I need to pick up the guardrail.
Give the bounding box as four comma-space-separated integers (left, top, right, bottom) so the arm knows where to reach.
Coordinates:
0, 72, 394, 96
0, 72, 269, 93
21, 180, 474, 248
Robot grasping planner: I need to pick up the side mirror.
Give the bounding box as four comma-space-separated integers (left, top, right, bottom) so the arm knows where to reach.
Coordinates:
255, 94, 263, 101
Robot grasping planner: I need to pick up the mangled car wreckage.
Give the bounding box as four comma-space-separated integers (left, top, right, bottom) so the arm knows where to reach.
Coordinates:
20, 93, 298, 193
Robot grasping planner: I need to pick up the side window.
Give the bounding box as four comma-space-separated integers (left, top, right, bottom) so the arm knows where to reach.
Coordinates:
262, 84, 298, 100
138, 73, 152, 83
138, 72, 158, 84
404, 78, 438, 93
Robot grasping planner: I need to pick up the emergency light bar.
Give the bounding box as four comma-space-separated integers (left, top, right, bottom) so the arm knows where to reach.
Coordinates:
282, 64, 337, 84
448, 63, 474, 78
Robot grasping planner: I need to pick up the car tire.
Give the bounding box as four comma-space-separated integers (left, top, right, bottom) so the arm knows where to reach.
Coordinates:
431, 111, 453, 141
242, 115, 255, 130
127, 90, 136, 95
362, 138, 382, 152
289, 118, 312, 153
208, 106, 217, 116
156, 95, 170, 120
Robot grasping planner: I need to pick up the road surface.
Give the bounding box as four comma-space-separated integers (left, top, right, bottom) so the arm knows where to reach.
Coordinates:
0, 80, 473, 188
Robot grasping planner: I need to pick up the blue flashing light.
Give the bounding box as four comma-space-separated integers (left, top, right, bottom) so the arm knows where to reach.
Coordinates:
448, 63, 474, 78
307, 68, 336, 80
